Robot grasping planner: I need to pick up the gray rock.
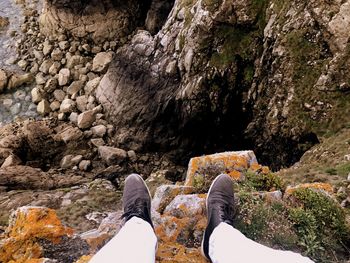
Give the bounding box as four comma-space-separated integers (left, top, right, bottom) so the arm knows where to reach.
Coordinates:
0, 69, 8, 92
33, 50, 44, 61
53, 89, 66, 102
49, 62, 61, 75
91, 125, 106, 137
1, 154, 22, 168
58, 112, 65, 120
50, 101, 61, 111
17, 59, 28, 70
67, 55, 82, 69
10, 103, 21, 115
37, 99, 51, 115
60, 99, 75, 113
69, 112, 79, 124
51, 48, 63, 61
84, 77, 100, 95
163, 194, 205, 218
58, 68, 71, 86
91, 138, 105, 147
13, 90, 26, 100
92, 52, 113, 73
39, 59, 53, 74
43, 41, 53, 56
127, 150, 137, 162
82, 44, 91, 52
35, 73, 46, 85
71, 155, 83, 165
59, 41, 70, 50
67, 80, 84, 95
79, 160, 91, 171
3, 99, 13, 108
77, 110, 97, 129
57, 126, 83, 143
61, 155, 75, 168
98, 146, 127, 165
152, 185, 195, 213
44, 78, 58, 93
31, 88, 42, 103
76, 95, 88, 112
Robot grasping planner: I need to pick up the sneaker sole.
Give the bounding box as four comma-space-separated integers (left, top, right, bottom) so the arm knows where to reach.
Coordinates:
200, 174, 229, 261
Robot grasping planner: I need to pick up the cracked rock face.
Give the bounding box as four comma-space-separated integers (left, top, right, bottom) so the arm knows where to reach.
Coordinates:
39, 0, 151, 43
96, 0, 350, 169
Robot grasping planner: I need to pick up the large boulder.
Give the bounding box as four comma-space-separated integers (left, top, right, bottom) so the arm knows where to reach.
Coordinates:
39, 0, 152, 43
0, 207, 89, 263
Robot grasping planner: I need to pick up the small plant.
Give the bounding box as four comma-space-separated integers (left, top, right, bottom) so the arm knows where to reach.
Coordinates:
325, 167, 337, 175
288, 188, 350, 261
244, 171, 285, 192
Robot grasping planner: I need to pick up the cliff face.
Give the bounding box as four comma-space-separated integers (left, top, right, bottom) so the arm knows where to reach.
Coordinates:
96, 0, 350, 169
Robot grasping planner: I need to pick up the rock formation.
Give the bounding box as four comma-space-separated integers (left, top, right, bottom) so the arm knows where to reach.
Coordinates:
39, 0, 152, 43
96, 0, 350, 169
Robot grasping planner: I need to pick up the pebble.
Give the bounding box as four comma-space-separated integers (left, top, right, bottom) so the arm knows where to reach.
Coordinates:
67, 80, 84, 95
69, 112, 78, 123
76, 96, 88, 112
98, 146, 127, 165
31, 87, 42, 103
91, 125, 107, 137
58, 68, 71, 86
10, 103, 21, 115
39, 59, 53, 74
37, 99, 50, 115
92, 52, 113, 73
53, 89, 66, 102
51, 48, 63, 61
77, 109, 97, 129
79, 160, 91, 171
60, 98, 75, 113
50, 101, 61, 111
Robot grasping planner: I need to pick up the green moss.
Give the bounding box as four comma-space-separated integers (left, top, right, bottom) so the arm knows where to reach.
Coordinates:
243, 170, 285, 192
206, 27, 260, 68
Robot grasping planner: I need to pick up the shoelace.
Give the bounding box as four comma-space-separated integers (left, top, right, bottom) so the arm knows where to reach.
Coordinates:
121, 198, 152, 226
216, 202, 235, 225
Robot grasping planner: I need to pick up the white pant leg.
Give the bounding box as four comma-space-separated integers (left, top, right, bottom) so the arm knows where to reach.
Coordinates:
89, 217, 157, 263
209, 222, 314, 263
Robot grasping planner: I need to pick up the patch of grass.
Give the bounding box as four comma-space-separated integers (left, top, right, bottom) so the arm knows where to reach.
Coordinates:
335, 162, 350, 177
244, 170, 285, 192
325, 167, 337, 176
235, 191, 299, 250
288, 188, 350, 261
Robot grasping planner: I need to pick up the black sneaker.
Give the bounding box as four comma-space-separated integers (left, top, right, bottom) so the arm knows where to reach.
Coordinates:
121, 173, 153, 228
201, 174, 235, 261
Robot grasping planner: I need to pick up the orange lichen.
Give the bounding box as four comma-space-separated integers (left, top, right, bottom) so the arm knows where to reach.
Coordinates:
228, 170, 242, 180
155, 213, 208, 262
75, 255, 93, 263
0, 207, 74, 263
286, 183, 334, 196
261, 166, 270, 174
186, 152, 257, 187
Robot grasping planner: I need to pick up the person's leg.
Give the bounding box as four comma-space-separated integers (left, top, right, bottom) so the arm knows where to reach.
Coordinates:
209, 222, 313, 263
201, 174, 314, 263
89, 174, 157, 263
